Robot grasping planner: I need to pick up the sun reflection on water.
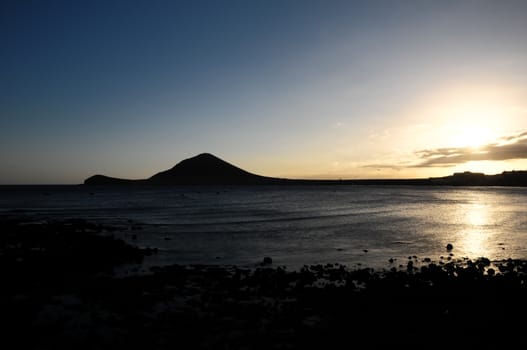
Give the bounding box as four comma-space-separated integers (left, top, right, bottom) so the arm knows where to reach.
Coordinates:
458, 200, 496, 259
467, 204, 488, 227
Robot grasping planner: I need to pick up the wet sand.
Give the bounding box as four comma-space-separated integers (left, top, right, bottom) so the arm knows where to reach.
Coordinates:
2, 215, 526, 349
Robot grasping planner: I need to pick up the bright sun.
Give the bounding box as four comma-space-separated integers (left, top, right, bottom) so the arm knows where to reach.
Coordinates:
419, 85, 514, 151
449, 125, 494, 149
402, 84, 527, 177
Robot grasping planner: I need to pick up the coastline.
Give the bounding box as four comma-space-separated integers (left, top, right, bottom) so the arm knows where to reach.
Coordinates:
2, 215, 527, 348
82, 153, 527, 187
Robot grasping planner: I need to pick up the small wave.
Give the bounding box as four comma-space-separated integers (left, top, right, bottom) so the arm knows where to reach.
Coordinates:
392, 241, 412, 245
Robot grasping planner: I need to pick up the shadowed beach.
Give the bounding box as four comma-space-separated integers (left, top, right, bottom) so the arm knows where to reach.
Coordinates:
2, 215, 527, 349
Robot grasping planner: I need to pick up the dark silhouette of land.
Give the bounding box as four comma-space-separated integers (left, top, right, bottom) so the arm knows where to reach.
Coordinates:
84, 153, 527, 186
84, 153, 280, 185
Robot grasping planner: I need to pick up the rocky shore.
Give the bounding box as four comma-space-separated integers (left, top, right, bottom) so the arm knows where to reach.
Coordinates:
2, 216, 526, 349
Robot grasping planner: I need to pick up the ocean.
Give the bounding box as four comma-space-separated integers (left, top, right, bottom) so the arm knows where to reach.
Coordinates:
2, 184, 527, 270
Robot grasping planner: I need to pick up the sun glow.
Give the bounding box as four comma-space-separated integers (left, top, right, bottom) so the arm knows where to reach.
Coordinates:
388, 83, 527, 178
439, 101, 505, 149
409, 84, 521, 151
448, 125, 495, 149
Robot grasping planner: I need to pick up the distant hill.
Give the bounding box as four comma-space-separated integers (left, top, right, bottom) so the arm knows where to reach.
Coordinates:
84, 153, 283, 185
83, 175, 146, 185
83, 153, 527, 186
429, 170, 527, 186
147, 153, 281, 185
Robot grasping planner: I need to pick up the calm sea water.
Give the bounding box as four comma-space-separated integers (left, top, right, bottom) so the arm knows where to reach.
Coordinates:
1, 185, 527, 270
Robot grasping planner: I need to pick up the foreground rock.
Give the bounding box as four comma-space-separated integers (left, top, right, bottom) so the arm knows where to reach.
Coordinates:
2, 217, 527, 349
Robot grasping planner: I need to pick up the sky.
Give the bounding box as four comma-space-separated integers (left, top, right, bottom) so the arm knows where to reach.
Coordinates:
2, 0, 527, 184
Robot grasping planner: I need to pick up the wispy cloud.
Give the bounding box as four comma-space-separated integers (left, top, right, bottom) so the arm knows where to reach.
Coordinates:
361, 130, 527, 169
412, 130, 527, 167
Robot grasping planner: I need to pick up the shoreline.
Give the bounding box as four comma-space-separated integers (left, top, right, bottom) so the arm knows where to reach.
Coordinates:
2, 216, 527, 348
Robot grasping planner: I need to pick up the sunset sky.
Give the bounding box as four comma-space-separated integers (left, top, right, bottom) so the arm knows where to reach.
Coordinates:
2, 0, 527, 184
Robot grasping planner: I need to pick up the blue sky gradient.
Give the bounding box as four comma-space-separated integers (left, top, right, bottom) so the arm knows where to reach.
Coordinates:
2, 0, 527, 183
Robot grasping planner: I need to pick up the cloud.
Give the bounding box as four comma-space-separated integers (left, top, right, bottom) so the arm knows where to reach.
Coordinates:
412, 130, 527, 167
498, 130, 527, 145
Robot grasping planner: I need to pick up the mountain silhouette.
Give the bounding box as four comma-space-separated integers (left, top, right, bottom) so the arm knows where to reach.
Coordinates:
148, 153, 279, 185
83, 153, 527, 186
84, 153, 282, 185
